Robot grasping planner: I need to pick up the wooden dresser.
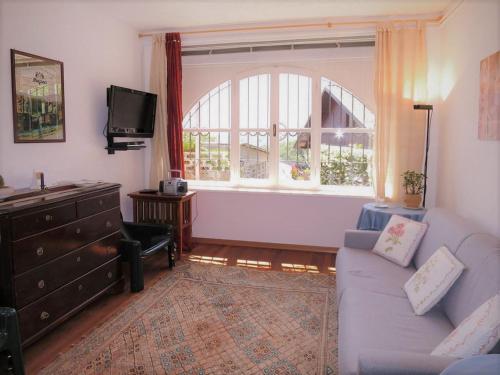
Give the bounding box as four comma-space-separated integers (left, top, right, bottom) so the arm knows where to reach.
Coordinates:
0, 182, 123, 346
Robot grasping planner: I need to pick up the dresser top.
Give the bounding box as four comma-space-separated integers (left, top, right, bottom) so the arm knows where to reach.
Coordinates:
0, 182, 120, 215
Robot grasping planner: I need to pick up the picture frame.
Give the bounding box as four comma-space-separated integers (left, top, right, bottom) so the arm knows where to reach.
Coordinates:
10, 49, 66, 143
478, 50, 499, 141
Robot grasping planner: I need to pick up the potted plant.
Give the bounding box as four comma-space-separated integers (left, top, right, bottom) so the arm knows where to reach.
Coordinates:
402, 170, 425, 208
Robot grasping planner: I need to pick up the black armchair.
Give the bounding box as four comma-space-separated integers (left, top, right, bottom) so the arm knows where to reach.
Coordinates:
120, 221, 175, 293
0, 307, 24, 375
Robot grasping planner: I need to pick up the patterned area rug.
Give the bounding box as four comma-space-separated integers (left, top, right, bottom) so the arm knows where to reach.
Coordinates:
41, 262, 337, 374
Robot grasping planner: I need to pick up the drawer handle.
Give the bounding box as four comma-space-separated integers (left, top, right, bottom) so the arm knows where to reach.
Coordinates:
107, 272, 113, 279
78, 284, 83, 291
40, 311, 50, 320
45, 214, 53, 222
38, 280, 45, 289
75, 227, 81, 234
105, 221, 112, 229
76, 256, 81, 263
36, 247, 44, 256
99, 200, 104, 206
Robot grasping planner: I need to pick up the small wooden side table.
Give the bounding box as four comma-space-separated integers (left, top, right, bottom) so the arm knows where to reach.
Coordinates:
128, 191, 196, 258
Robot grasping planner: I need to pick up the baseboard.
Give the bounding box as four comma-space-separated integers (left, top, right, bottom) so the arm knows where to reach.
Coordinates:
192, 237, 338, 254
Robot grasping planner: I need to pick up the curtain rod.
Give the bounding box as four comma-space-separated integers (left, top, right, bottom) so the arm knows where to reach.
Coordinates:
138, 15, 443, 38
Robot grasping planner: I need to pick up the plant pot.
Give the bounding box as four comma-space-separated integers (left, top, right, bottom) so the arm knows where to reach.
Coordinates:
404, 194, 422, 209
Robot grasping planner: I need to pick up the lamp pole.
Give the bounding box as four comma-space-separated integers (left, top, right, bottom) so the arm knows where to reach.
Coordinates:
413, 104, 433, 208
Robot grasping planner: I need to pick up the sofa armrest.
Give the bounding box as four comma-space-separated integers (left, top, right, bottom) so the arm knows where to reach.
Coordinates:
343, 230, 381, 250
358, 349, 457, 375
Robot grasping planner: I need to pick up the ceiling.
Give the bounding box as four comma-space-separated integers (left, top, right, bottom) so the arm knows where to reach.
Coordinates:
92, 0, 459, 32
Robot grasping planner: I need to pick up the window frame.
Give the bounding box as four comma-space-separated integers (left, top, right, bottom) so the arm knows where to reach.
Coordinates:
182, 67, 375, 194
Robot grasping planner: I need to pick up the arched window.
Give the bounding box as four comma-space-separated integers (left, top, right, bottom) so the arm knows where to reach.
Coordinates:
320, 77, 374, 186
182, 80, 231, 181
182, 73, 374, 190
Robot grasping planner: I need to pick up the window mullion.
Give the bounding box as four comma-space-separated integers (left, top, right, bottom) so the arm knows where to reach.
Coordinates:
311, 74, 322, 187
269, 70, 280, 186
230, 80, 240, 184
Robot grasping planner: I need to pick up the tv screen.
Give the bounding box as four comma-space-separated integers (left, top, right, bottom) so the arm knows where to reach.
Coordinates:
107, 85, 157, 138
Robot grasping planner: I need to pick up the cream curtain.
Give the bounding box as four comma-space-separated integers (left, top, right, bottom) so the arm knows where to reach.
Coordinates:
149, 34, 170, 189
374, 22, 428, 202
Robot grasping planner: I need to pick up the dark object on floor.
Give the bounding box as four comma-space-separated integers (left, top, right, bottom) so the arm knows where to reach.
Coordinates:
0, 307, 25, 375
121, 222, 175, 293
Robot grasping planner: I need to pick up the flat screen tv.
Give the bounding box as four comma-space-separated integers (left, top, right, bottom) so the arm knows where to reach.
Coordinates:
107, 85, 157, 138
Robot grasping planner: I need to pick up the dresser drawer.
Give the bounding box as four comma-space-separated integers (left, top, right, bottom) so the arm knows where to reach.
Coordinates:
18, 257, 121, 342
77, 191, 120, 218
12, 202, 77, 240
12, 207, 121, 274
14, 232, 121, 308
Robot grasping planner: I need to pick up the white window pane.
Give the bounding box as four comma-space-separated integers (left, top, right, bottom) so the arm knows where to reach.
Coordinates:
240, 131, 270, 179
320, 132, 372, 186
365, 109, 375, 129
279, 73, 311, 129
279, 74, 288, 128
183, 131, 230, 181
353, 98, 364, 126
279, 131, 311, 182
248, 75, 258, 128
239, 78, 249, 129
258, 74, 270, 129
341, 90, 353, 123
209, 88, 219, 129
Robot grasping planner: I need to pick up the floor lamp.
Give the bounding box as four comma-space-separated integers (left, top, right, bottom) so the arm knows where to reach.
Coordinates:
413, 104, 433, 208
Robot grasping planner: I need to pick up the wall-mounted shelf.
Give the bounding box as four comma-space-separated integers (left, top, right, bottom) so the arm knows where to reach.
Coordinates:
106, 136, 146, 154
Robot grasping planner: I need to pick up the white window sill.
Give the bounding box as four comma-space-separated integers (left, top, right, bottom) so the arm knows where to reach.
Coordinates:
189, 184, 374, 199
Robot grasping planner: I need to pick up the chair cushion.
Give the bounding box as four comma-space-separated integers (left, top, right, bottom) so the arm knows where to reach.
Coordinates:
336, 247, 415, 305
442, 233, 500, 327
338, 288, 454, 375
404, 246, 465, 315
432, 294, 500, 358
414, 208, 479, 269
373, 215, 427, 267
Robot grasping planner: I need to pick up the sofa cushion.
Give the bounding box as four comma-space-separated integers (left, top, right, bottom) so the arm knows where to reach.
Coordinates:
442, 233, 500, 327
338, 287, 454, 375
432, 294, 500, 358
373, 215, 428, 267
336, 247, 415, 305
414, 208, 480, 269
404, 246, 465, 315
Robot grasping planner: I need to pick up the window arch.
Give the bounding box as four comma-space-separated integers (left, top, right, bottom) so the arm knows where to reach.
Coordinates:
182, 72, 374, 190
182, 80, 231, 181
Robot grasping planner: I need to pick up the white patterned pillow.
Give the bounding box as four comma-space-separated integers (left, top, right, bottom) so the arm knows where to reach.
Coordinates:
372, 215, 427, 267
432, 294, 500, 358
404, 246, 465, 315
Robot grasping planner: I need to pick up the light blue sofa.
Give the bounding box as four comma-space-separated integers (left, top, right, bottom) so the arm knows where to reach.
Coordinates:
336, 208, 500, 375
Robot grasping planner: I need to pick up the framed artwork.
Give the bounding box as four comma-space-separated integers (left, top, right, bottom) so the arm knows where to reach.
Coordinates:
11, 49, 66, 143
478, 50, 499, 141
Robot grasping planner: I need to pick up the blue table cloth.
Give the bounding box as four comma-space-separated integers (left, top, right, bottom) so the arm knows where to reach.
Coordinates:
357, 202, 427, 231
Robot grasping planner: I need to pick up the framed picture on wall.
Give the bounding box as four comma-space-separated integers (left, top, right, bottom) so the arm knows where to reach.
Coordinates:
10, 49, 66, 143
478, 50, 499, 141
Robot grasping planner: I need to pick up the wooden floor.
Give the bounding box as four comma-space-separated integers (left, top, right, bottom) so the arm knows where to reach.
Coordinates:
23, 244, 336, 374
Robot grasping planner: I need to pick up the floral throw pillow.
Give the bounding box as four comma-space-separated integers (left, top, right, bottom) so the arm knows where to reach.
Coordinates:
372, 215, 428, 267
404, 246, 465, 315
432, 294, 500, 358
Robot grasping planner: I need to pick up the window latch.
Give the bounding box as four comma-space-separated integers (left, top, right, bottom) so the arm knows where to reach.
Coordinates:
273, 123, 276, 137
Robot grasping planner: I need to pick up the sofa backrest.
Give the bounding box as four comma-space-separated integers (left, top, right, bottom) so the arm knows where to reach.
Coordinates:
442, 233, 500, 327
414, 208, 479, 269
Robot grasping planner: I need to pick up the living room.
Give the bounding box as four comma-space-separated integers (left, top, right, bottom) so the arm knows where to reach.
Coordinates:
0, 0, 498, 374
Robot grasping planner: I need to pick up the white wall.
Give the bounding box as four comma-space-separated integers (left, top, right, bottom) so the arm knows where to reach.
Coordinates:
427, 0, 500, 237
170, 47, 376, 247
0, 1, 145, 219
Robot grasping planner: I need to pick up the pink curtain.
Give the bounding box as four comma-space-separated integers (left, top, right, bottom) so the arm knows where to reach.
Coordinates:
374, 22, 428, 202
165, 32, 185, 178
